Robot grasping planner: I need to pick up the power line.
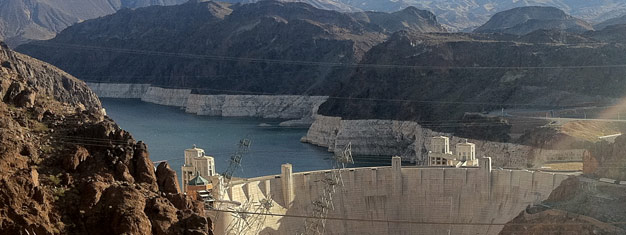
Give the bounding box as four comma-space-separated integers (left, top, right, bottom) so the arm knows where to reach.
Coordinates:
205, 208, 626, 226
28, 41, 626, 70
84, 79, 624, 108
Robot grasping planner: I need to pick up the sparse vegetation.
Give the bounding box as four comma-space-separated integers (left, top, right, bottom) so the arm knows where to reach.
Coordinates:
48, 174, 62, 186
32, 121, 49, 132
52, 187, 66, 200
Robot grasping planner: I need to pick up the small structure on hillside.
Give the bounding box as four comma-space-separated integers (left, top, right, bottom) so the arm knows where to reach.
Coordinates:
181, 145, 216, 192
428, 136, 478, 167
186, 173, 213, 201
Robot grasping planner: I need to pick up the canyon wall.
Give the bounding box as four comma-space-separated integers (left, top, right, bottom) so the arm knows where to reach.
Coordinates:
211, 158, 571, 235
85, 83, 150, 98
302, 115, 583, 168
87, 82, 327, 122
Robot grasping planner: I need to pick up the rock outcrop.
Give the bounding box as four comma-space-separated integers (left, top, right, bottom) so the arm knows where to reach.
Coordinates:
0, 43, 211, 234
85, 83, 150, 99
585, 135, 626, 181
474, 6, 593, 35
500, 177, 626, 234
156, 162, 181, 194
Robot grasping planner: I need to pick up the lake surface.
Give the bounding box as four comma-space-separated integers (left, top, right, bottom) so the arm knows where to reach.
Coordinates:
101, 99, 386, 179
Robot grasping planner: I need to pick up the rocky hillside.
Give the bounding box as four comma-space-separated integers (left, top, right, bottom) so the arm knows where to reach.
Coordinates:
223, 0, 626, 31
0, 43, 212, 234
474, 6, 593, 35
318, 27, 626, 127
595, 14, 626, 30
0, 0, 187, 47
17, 0, 445, 95
500, 177, 626, 234
585, 135, 626, 181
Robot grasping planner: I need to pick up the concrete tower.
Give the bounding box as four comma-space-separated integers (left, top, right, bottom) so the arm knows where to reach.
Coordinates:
431, 136, 451, 154
181, 145, 216, 192
456, 140, 477, 165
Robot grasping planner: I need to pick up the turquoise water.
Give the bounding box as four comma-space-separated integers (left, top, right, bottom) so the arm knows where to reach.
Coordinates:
101, 98, 382, 178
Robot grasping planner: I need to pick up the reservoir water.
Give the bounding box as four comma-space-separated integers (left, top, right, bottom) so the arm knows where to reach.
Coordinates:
101, 99, 386, 178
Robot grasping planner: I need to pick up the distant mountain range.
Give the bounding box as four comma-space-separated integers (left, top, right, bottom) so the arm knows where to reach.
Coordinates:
0, 0, 187, 47
17, 0, 444, 94
596, 14, 626, 30
16, 1, 626, 128
3, 0, 626, 47
222, 0, 626, 31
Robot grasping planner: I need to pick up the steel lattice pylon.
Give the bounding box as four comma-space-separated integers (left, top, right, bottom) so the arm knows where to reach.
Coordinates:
222, 138, 251, 189
212, 138, 252, 232
301, 142, 353, 235
225, 196, 274, 235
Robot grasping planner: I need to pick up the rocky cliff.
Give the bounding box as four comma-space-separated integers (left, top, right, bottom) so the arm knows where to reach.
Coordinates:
88, 82, 328, 123
302, 115, 581, 168
474, 6, 594, 35
318, 27, 626, 130
0, 43, 212, 234
186, 94, 327, 120
86, 83, 150, 99
17, 0, 445, 95
0, 0, 187, 47
500, 177, 626, 234
584, 135, 626, 181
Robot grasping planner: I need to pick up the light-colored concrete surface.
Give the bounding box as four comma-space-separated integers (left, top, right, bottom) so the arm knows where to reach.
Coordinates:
212, 159, 570, 235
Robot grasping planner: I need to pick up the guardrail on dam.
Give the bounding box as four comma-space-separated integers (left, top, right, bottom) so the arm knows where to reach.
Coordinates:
209, 157, 570, 235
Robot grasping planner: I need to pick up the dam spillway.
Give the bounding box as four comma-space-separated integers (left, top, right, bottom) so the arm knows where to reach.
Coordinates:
210, 158, 570, 235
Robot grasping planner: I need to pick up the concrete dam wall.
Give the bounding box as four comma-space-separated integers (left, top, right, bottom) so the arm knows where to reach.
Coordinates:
211, 158, 570, 235
86, 82, 328, 122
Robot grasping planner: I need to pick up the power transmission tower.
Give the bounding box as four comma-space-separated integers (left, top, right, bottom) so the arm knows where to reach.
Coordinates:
301, 142, 353, 235
222, 138, 252, 189
212, 138, 252, 232
225, 196, 274, 235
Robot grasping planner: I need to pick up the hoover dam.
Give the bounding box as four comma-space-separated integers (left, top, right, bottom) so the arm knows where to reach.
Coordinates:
209, 157, 571, 235
89, 82, 578, 235
88, 82, 586, 167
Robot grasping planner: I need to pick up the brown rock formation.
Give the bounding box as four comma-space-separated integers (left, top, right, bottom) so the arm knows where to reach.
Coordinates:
500, 177, 626, 234
63, 145, 90, 171
587, 135, 626, 181
156, 162, 181, 194
132, 142, 158, 191
0, 43, 211, 234
86, 185, 153, 235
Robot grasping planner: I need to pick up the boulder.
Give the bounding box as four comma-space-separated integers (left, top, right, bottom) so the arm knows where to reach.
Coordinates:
156, 162, 180, 194
145, 197, 179, 235
86, 185, 153, 235
79, 181, 108, 210
63, 145, 90, 171
14, 89, 35, 108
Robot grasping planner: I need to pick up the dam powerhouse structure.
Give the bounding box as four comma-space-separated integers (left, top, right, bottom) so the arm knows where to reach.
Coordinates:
206, 156, 570, 235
